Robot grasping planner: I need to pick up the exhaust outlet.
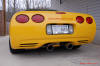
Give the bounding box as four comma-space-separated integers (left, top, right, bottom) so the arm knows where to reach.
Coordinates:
46, 44, 54, 52
65, 43, 74, 49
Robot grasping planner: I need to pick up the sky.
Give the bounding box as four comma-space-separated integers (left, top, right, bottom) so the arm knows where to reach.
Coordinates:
0, 0, 2, 10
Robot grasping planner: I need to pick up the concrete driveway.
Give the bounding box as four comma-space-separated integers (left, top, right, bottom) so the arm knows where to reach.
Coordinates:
0, 36, 100, 66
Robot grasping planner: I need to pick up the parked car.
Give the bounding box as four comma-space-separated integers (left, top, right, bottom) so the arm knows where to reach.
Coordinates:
9, 9, 96, 53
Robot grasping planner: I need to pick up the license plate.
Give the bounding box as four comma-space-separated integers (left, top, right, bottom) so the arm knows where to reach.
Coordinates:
47, 24, 73, 35
52, 25, 69, 34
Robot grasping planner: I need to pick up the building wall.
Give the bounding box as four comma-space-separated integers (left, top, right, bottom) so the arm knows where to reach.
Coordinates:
80, 0, 100, 30
51, 0, 81, 12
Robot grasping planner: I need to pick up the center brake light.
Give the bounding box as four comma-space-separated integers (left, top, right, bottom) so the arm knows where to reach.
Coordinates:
56, 12, 66, 14
32, 14, 44, 23
76, 16, 84, 24
16, 14, 29, 23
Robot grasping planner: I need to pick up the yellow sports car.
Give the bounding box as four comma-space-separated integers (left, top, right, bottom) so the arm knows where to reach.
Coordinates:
9, 9, 96, 53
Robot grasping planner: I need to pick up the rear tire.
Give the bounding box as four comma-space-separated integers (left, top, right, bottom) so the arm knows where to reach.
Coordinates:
9, 39, 24, 54
72, 45, 81, 50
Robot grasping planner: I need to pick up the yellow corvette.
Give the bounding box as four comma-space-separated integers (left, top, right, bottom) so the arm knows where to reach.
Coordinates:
9, 9, 96, 53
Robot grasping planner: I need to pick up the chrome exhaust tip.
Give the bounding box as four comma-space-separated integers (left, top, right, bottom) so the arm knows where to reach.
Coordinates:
65, 43, 74, 49
46, 44, 54, 52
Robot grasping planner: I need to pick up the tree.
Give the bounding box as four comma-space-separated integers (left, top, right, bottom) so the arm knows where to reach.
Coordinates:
26, 0, 29, 10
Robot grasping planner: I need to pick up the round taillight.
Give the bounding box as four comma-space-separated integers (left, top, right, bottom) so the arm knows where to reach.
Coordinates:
76, 16, 84, 24
32, 14, 44, 23
86, 17, 93, 24
16, 14, 29, 23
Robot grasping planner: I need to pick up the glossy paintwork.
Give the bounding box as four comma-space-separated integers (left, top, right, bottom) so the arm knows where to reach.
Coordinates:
9, 11, 96, 49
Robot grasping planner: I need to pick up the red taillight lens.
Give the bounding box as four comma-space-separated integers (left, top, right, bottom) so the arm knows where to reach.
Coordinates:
76, 16, 84, 23
32, 14, 44, 23
86, 17, 93, 24
16, 14, 29, 23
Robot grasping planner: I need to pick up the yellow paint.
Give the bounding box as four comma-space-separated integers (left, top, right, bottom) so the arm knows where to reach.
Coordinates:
9, 11, 96, 49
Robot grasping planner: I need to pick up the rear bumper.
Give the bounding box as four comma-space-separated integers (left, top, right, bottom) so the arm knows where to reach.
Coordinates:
9, 23, 96, 49
10, 36, 92, 49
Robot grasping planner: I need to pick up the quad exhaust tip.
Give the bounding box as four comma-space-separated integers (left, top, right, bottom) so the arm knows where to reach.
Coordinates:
46, 44, 54, 52
65, 43, 74, 49
46, 42, 74, 51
